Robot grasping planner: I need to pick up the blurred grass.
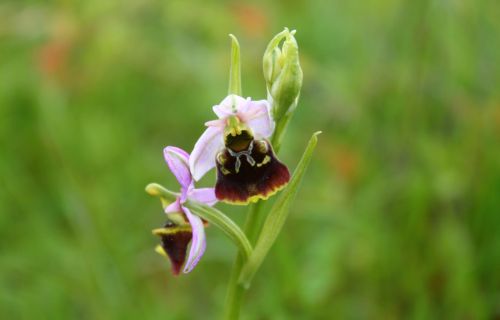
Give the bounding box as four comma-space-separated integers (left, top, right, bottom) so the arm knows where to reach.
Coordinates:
1, 0, 499, 319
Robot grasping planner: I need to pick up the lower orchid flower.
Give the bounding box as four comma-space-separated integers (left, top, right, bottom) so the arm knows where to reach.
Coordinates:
152, 146, 217, 275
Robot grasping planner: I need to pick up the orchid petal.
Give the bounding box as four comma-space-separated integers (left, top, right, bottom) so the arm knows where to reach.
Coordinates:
205, 119, 226, 128
164, 198, 182, 214
242, 100, 274, 139
189, 188, 218, 206
164, 147, 192, 193
189, 126, 224, 181
236, 97, 252, 114
182, 206, 206, 273
213, 94, 246, 118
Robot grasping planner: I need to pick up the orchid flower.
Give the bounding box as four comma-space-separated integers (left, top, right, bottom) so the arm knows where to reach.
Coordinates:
188, 95, 289, 204
152, 146, 217, 275
189, 94, 274, 181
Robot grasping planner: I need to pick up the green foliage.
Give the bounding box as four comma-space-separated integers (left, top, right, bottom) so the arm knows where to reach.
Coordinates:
1, 0, 499, 319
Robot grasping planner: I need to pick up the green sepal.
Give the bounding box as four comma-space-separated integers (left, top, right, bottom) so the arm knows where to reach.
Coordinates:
228, 34, 242, 96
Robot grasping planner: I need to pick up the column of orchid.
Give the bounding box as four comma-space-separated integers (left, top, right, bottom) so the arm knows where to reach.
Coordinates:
146, 28, 320, 320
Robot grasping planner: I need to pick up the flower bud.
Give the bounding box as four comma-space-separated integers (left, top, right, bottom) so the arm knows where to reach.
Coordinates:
263, 28, 303, 122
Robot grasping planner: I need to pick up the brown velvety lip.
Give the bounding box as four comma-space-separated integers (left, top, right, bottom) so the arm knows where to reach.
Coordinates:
215, 140, 290, 205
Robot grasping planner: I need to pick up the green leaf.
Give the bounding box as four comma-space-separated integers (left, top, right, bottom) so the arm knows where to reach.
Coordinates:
238, 131, 321, 287
145, 183, 253, 261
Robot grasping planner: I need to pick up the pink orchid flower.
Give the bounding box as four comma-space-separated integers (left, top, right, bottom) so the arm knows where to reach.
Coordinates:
189, 94, 274, 181
155, 146, 217, 275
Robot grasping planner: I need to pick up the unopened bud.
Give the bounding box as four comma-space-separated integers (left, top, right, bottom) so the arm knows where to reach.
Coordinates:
263, 28, 303, 122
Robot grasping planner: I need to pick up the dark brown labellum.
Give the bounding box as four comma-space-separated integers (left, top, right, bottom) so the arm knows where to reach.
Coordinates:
153, 221, 192, 275
215, 139, 290, 204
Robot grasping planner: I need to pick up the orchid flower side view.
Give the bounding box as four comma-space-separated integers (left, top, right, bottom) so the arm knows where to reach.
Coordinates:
145, 28, 320, 319
152, 146, 217, 275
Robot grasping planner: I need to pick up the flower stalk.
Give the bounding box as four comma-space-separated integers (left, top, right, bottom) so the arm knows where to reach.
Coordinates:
223, 201, 265, 320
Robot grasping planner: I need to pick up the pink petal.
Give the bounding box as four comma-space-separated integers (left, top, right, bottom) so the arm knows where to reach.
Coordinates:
164, 146, 192, 192
213, 94, 246, 118
189, 188, 218, 206
236, 97, 252, 114
241, 100, 274, 139
189, 126, 224, 181
205, 119, 226, 128
164, 198, 182, 214
182, 206, 206, 273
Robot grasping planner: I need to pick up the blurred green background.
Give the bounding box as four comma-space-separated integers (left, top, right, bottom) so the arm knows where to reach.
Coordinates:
1, 0, 499, 319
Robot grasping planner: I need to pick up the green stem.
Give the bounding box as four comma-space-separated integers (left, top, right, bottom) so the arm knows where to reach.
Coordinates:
223, 110, 295, 318
271, 104, 295, 153
244, 201, 266, 244
223, 202, 264, 320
